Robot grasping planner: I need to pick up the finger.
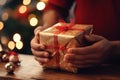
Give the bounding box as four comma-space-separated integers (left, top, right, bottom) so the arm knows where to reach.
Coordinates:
31, 43, 40, 51
67, 47, 94, 55
85, 34, 105, 43
34, 26, 47, 35
30, 37, 40, 50
34, 56, 49, 64
64, 54, 87, 62
31, 39, 45, 51
34, 26, 43, 35
64, 54, 100, 63
31, 49, 49, 57
69, 59, 100, 65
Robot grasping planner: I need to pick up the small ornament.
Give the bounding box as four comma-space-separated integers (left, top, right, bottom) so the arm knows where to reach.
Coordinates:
0, 51, 5, 62
9, 51, 20, 65
5, 62, 15, 74
9, 54, 20, 65
2, 53, 9, 62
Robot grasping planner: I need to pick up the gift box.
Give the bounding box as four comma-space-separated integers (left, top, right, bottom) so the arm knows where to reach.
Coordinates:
39, 22, 93, 73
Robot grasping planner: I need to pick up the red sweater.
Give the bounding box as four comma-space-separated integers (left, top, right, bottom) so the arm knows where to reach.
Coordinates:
45, 0, 120, 40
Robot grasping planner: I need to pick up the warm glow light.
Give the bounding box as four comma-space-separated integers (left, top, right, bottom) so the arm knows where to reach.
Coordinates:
1, 36, 8, 45
41, 0, 48, 3
8, 41, 15, 50
36, 2, 46, 11
19, 5, 27, 14
0, 44, 3, 52
13, 33, 21, 42
0, 21, 4, 30
1, 12, 9, 21
0, 0, 7, 5
16, 41, 23, 50
23, 0, 31, 5
29, 17, 38, 26
28, 14, 36, 20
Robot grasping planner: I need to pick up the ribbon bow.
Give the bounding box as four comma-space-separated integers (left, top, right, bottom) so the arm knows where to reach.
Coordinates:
55, 22, 74, 33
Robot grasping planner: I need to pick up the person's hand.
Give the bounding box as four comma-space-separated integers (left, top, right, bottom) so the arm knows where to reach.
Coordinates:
30, 26, 50, 65
64, 34, 114, 68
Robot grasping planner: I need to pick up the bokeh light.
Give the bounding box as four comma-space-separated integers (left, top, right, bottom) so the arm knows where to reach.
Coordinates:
8, 41, 15, 50
0, 21, 4, 30
41, 0, 48, 2
13, 33, 21, 42
1, 36, 9, 45
19, 5, 27, 14
23, 0, 31, 5
28, 14, 36, 20
1, 12, 9, 21
0, 0, 48, 53
16, 41, 23, 50
29, 17, 38, 26
0, 0, 7, 5
36, 2, 46, 11
0, 44, 3, 52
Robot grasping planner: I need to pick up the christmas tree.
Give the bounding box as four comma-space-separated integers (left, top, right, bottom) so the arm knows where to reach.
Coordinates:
0, 0, 47, 54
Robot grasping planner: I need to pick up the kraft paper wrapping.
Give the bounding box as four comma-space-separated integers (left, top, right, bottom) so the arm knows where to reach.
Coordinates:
39, 22, 93, 73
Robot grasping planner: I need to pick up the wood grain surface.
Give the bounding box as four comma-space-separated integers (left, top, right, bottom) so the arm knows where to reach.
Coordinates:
0, 54, 120, 80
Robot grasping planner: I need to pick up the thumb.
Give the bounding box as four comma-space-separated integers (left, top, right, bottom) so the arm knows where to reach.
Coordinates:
84, 34, 105, 43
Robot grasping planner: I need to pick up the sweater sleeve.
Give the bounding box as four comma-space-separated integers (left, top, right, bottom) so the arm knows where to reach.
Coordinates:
44, 0, 74, 19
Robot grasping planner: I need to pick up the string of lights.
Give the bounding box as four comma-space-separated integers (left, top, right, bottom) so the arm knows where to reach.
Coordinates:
0, 0, 47, 54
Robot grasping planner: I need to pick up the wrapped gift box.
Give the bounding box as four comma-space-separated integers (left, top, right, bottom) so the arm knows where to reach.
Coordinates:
39, 22, 93, 73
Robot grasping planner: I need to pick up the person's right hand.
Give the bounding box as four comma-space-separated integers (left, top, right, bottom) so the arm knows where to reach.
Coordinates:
30, 26, 50, 65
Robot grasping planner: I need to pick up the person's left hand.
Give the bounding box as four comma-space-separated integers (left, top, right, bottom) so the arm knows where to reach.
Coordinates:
64, 34, 114, 68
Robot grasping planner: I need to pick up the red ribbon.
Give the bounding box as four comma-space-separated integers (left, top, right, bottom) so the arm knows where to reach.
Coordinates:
43, 20, 85, 68
54, 35, 60, 68
9, 51, 18, 56
55, 23, 74, 32
52, 22, 85, 68
55, 23, 85, 34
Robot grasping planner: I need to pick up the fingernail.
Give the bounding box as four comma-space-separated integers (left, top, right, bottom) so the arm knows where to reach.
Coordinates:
44, 58, 49, 62
67, 48, 73, 53
40, 44, 45, 49
44, 52, 49, 57
63, 55, 69, 62
68, 63, 73, 67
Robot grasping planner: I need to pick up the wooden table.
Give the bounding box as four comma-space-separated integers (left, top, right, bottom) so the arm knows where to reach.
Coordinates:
0, 54, 120, 80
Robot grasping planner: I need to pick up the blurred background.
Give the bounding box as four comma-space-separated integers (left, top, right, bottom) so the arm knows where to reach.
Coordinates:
0, 0, 48, 55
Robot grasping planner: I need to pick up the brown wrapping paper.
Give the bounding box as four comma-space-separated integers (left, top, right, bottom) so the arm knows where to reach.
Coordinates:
39, 22, 93, 73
